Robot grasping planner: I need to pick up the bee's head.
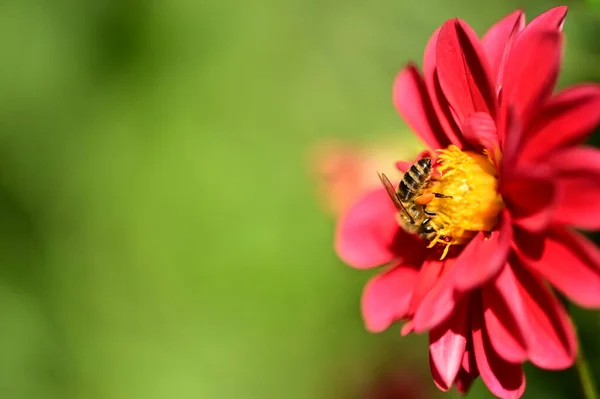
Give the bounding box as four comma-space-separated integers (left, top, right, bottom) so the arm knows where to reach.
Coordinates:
420, 157, 432, 169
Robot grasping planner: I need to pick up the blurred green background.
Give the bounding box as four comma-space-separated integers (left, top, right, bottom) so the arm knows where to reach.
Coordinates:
0, 0, 597, 398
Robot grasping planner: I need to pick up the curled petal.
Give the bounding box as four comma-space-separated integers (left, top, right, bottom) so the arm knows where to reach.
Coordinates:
423, 28, 440, 83
462, 112, 499, 160
401, 320, 414, 336
413, 259, 461, 332
393, 64, 449, 149
494, 259, 577, 369
522, 6, 568, 33
499, 105, 522, 172
436, 19, 496, 126
456, 347, 478, 394
522, 84, 600, 162
520, 227, 600, 308
335, 188, 425, 268
482, 284, 527, 364
429, 298, 469, 390
482, 9, 525, 88
501, 30, 562, 125
455, 366, 477, 395
472, 295, 526, 399
429, 354, 449, 392
362, 265, 419, 333
408, 258, 444, 316
548, 147, 600, 230
423, 28, 465, 147
452, 210, 512, 291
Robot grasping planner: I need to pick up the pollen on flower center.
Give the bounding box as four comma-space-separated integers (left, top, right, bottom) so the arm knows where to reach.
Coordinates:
426, 145, 504, 258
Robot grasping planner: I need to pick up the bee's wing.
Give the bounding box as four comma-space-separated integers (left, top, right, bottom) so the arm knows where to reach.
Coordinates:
377, 172, 415, 223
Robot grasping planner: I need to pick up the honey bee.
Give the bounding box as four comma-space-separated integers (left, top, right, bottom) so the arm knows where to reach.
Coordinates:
378, 157, 450, 240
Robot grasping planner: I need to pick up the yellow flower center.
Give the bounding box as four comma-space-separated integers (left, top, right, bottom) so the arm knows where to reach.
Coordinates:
426, 145, 504, 259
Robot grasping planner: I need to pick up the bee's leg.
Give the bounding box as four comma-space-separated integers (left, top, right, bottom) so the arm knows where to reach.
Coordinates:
414, 192, 434, 205
433, 192, 452, 199
424, 209, 437, 216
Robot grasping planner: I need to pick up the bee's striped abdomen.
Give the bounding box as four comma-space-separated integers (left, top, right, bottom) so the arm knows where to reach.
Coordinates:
397, 157, 432, 201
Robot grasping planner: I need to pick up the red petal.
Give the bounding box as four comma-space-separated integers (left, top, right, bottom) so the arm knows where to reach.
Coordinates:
335, 188, 424, 268
462, 112, 499, 159
482, 10, 525, 87
429, 354, 449, 392
548, 147, 600, 230
522, 85, 600, 162
407, 258, 444, 315
423, 28, 440, 82
523, 6, 568, 33
499, 105, 522, 172
393, 64, 449, 149
500, 30, 562, 125
520, 227, 600, 308
362, 265, 419, 333
502, 167, 555, 233
472, 295, 526, 399
455, 367, 477, 395
436, 19, 496, 127
452, 210, 512, 291
456, 346, 479, 394
494, 259, 577, 369
423, 28, 465, 147
413, 259, 460, 332
429, 298, 469, 390
482, 284, 527, 363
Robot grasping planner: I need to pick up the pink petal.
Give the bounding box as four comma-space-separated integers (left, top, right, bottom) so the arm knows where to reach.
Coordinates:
455, 347, 478, 394
400, 320, 414, 336
461, 344, 476, 375
472, 295, 526, 399
407, 258, 444, 316
501, 167, 555, 233
519, 226, 600, 308
395, 161, 412, 173
500, 30, 562, 125
452, 210, 512, 291
482, 284, 527, 363
494, 259, 577, 369
455, 366, 477, 395
413, 259, 460, 332
423, 28, 465, 147
429, 298, 469, 390
482, 10, 525, 88
436, 19, 496, 127
335, 188, 425, 268
522, 84, 600, 162
362, 265, 419, 333
548, 146, 600, 230
523, 6, 568, 33
393, 64, 449, 150
429, 354, 449, 392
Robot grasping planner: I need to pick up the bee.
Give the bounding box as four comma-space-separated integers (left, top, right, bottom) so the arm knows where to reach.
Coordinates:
378, 157, 450, 240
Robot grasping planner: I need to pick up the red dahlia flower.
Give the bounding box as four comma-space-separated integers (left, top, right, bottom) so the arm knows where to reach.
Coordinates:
335, 6, 600, 399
